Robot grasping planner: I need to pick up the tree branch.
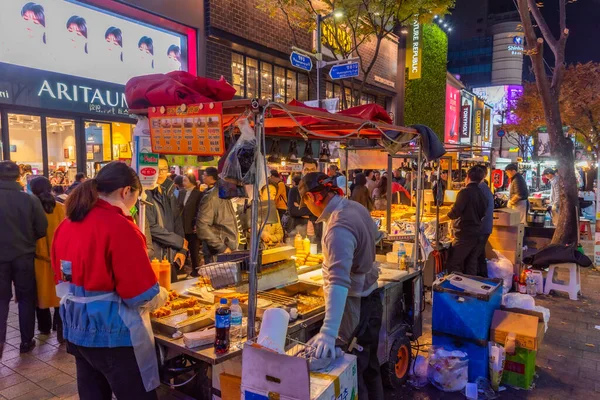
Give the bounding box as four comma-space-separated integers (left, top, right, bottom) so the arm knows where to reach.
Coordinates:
527, 0, 557, 55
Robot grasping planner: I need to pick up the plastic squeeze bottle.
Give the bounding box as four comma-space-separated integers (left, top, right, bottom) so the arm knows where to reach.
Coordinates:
150, 258, 161, 281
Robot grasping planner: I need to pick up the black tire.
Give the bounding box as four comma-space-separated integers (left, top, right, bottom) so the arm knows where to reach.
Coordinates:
381, 335, 412, 390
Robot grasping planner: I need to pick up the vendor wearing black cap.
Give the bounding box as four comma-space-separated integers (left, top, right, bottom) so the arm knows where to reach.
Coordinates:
505, 163, 529, 224
299, 172, 383, 399
543, 168, 559, 225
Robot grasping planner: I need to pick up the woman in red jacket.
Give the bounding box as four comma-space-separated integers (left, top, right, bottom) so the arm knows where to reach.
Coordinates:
52, 162, 166, 400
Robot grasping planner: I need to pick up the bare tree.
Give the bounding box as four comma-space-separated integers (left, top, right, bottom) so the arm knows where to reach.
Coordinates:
516, 0, 578, 244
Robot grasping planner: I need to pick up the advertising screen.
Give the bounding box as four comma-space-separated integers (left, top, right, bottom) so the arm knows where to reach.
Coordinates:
460, 94, 473, 144
445, 84, 460, 144
0, 0, 187, 83
0, 0, 191, 116
472, 85, 523, 126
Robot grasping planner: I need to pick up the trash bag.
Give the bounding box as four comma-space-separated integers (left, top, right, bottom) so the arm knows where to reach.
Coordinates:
487, 250, 514, 295
427, 347, 469, 392
501, 293, 535, 310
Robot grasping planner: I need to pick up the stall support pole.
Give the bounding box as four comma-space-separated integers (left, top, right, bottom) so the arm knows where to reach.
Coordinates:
414, 144, 423, 268
137, 201, 146, 237
387, 154, 393, 234
345, 147, 349, 196
247, 112, 262, 339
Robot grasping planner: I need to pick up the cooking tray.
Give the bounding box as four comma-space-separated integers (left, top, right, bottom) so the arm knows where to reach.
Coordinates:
151, 295, 214, 335
268, 282, 325, 319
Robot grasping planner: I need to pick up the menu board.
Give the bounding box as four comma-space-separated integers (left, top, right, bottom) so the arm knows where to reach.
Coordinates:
148, 103, 224, 156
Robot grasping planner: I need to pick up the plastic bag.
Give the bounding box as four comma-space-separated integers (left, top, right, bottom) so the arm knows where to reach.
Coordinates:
501, 293, 535, 310
427, 347, 469, 392
408, 354, 430, 388
219, 119, 257, 199
487, 250, 514, 295
534, 305, 551, 332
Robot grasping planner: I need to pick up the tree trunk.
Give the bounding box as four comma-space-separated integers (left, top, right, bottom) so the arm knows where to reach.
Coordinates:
517, 0, 578, 245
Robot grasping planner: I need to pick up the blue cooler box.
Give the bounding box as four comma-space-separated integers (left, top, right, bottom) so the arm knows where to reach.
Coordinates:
432, 332, 489, 381
432, 274, 502, 341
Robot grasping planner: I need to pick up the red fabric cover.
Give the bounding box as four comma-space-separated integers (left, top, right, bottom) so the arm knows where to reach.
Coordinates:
125, 74, 212, 109
166, 72, 236, 101
392, 182, 411, 199
337, 104, 393, 124
287, 99, 330, 114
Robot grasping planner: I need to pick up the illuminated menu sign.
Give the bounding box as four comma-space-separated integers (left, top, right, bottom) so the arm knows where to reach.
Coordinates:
149, 103, 225, 156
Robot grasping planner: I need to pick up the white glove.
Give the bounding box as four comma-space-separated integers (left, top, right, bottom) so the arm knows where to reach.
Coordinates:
320, 285, 349, 339
142, 286, 169, 311
307, 332, 337, 359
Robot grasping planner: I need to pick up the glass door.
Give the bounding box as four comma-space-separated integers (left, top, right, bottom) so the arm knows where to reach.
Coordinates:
46, 117, 77, 186
84, 121, 112, 178
8, 113, 44, 187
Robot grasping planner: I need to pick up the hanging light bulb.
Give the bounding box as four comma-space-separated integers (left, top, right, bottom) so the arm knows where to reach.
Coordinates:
267, 139, 282, 164
301, 141, 315, 163
288, 141, 299, 163
318, 142, 331, 163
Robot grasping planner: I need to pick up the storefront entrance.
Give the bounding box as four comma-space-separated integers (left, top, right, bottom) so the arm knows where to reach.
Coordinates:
1, 109, 134, 185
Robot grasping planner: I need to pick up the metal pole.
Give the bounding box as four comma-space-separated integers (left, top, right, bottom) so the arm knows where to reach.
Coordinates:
247, 112, 261, 339
414, 143, 423, 268
345, 146, 349, 196
387, 154, 393, 234
316, 14, 322, 108
138, 201, 146, 236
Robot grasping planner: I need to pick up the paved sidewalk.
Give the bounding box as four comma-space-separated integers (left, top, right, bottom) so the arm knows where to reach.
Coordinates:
2, 267, 600, 399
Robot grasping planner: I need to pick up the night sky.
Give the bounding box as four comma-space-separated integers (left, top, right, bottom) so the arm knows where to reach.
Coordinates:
538, 0, 600, 64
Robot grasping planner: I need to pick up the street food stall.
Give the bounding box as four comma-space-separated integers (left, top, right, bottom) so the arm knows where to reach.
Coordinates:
127, 92, 441, 398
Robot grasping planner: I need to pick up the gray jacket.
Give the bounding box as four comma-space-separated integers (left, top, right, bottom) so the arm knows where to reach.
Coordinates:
145, 186, 185, 262
0, 181, 48, 262
195, 182, 238, 255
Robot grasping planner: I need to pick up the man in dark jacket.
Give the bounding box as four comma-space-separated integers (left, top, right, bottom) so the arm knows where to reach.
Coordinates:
0, 161, 48, 355
65, 172, 86, 194
446, 166, 488, 276
287, 160, 318, 237
431, 170, 448, 207
146, 157, 187, 282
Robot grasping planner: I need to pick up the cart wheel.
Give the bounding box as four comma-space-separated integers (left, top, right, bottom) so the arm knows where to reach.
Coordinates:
381, 335, 412, 389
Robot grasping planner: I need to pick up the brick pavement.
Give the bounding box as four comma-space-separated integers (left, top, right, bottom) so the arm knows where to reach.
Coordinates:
2, 267, 599, 399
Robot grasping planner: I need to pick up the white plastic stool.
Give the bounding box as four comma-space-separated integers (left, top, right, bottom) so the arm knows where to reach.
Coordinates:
543, 263, 581, 300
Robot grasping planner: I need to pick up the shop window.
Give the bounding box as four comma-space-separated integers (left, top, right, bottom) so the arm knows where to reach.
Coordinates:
286, 70, 297, 102
111, 122, 133, 160
231, 53, 245, 97
326, 82, 334, 99
298, 73, 309, 102
46, 118, 76, 185
344, 87, 352, 108
84, 121, 133, 178
0, 113, 3, 160
274, 66, 286, 103
8, 113, 45, 179
260, 62, 273, 101
246, 58, 259, 99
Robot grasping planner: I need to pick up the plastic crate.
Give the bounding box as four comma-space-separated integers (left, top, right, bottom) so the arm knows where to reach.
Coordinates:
432, 332, 489, 382
432, 274, 502, 341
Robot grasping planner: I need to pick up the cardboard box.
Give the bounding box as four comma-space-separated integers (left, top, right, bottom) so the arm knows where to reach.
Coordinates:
502, 346, 537, 389
490, 310, 542, 351
493, 208, 521, 227
241, 344, 358, 400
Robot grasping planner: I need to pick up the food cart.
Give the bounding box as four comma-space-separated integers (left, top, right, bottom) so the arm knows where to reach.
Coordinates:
130, 98, 439, 398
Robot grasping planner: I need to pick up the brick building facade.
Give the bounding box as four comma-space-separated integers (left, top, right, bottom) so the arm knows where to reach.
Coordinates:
205, 0, 399, 111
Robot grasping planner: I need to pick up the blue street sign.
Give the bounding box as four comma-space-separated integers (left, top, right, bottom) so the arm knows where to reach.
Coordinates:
329, 62, 359, 80
290, 52, 313, 71
497, 129, 506, 138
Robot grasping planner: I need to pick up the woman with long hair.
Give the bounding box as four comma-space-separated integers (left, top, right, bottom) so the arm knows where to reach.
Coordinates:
372, 175, 388, 211
350, 173, 374, 211
30, 177, 65, 343
52, 162, 167, 399
177, 173, 202, 276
